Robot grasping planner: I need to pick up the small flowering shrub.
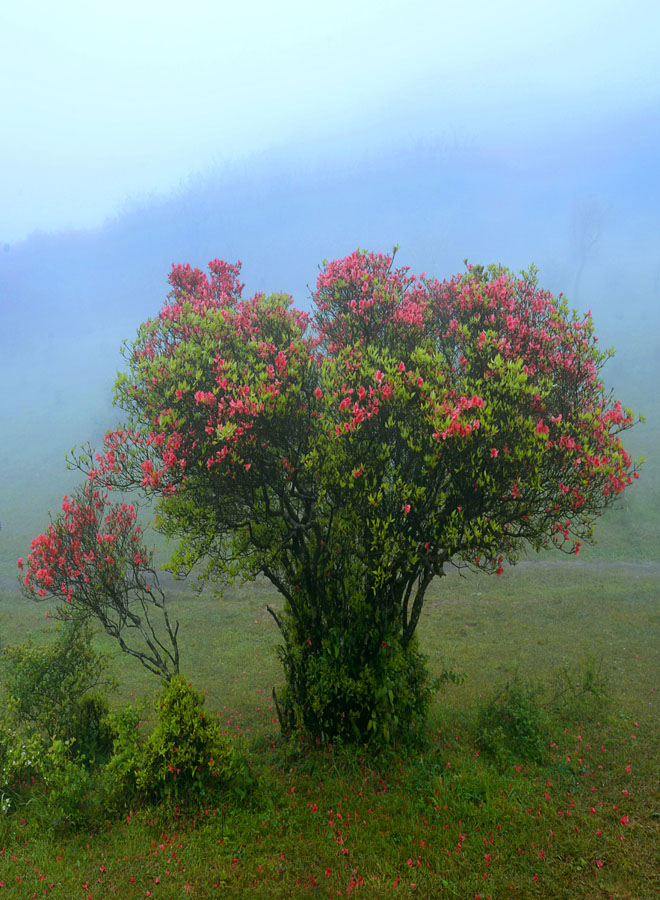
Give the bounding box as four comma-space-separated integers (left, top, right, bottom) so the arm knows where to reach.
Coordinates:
65, 250, 639, 744
135, 676, 252, 805
18, 483, 180, 682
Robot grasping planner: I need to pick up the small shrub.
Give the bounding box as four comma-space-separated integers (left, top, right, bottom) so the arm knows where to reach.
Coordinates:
0, 720, 97, 830
0, 614, 114, 743
135, 677, 252, 805
100, 704, 146, 812
476, 675, 549, 765
20, 484, 180, 682
0, 717, 43, 816
67, 692, 114, 764
548, 655, 610, 720
40, 738, 98, 830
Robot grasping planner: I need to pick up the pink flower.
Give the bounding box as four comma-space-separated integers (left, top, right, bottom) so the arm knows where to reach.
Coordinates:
314, 387, 323, 400
403, 504, 411, 514
490, 448, 498, 458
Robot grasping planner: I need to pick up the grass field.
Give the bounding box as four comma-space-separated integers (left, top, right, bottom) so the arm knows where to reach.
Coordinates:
0, 558, 658, 899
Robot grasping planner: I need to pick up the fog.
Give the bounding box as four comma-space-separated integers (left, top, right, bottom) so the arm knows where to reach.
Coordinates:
1, 1, 659, 578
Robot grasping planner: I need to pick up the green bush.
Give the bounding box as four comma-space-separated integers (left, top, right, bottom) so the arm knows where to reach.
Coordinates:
0, 614, 114, 745
84, 703, 145, 815
0, 717, 43, 816
67, 692, 115, 764
39, 738, 98, 830
0, 720, 98, 830
1, 675, 252, 827
476, 675, 550, 765
548, 655, 610, 720
135, 677, 252, 805
276, 629, 441, 749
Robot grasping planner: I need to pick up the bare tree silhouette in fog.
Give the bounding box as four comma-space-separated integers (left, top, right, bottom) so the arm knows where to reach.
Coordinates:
569, 196, 607, 303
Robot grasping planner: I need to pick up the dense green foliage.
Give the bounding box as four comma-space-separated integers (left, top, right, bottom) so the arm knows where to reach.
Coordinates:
275, 630, 437, 746
0, 671, 252, 828
1, 614, 113, 749
136, 676, 253, 804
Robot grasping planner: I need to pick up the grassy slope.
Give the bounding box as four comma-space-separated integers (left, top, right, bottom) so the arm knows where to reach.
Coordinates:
0, 563, 658, 899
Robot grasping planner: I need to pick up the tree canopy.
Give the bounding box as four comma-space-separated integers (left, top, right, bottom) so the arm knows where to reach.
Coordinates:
65, 250, 638, 743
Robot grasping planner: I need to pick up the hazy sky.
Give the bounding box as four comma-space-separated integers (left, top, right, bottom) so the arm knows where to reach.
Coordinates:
3, 0, 659, 243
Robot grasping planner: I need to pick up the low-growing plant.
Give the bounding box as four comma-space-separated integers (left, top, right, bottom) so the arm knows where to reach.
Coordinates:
476, 674, 550, 765
0, 719, 100, 831
136, 676, 253, 805
39, 738, 98, 830
100, 703, 146, 812
547, 654, 611, 720
67, 692, 115, 764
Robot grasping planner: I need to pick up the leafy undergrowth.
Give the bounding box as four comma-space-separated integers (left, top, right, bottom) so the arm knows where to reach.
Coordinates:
0, 707, 658, 899
0, 676, 660, 900
0, 564, 658, 898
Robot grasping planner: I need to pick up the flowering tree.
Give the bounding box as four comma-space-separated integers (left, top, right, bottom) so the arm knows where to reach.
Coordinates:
69, 251, 638, 743
19, 483, 179, 682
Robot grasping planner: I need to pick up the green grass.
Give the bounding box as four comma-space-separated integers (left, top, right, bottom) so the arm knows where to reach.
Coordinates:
1, 561, 658, 898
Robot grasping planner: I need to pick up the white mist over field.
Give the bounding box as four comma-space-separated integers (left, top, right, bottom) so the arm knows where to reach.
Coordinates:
1, 0, 659, 577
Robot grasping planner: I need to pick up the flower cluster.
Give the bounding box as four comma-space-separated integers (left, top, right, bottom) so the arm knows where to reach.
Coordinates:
19, 482, 179, 681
